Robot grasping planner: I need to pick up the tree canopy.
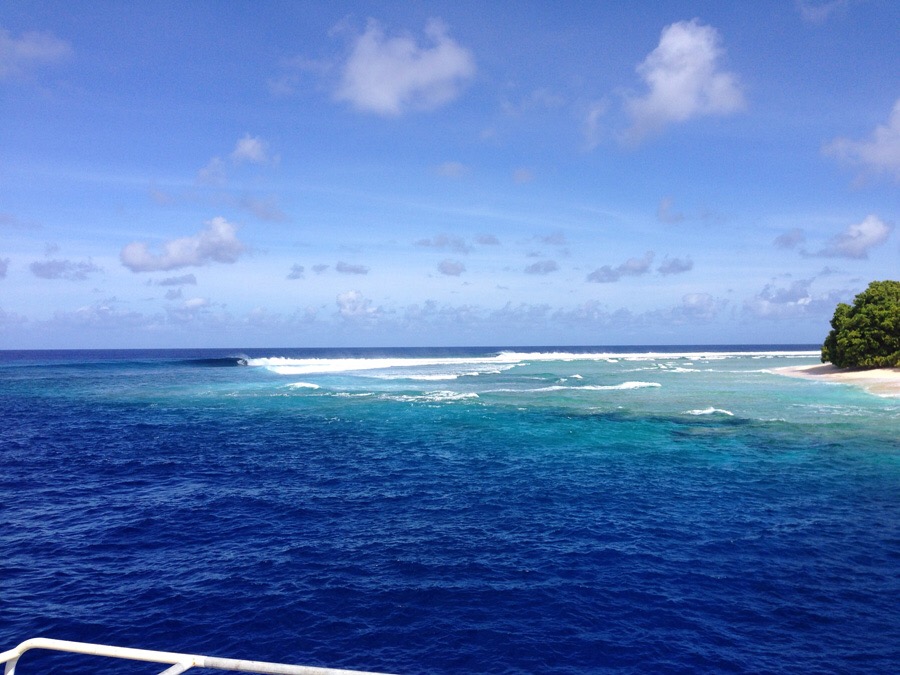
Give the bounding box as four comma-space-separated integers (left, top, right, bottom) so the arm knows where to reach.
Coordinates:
821, 280, 900, 369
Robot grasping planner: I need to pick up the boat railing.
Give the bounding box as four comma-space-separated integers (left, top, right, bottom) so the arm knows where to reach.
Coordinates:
0, 637, 395, 675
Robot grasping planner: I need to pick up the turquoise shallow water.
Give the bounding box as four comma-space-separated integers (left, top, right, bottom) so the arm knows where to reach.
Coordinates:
1, 347, 898, 673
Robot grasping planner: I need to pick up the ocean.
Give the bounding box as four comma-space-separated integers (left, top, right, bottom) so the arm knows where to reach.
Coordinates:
1, 346, 898, 674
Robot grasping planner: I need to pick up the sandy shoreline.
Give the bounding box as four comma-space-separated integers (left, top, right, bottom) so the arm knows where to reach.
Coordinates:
773, 363, 900, 398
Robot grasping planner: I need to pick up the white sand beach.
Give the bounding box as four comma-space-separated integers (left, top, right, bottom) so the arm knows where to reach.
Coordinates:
774, 364, 900, 398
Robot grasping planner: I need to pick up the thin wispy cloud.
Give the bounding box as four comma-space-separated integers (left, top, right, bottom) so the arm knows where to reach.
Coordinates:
623, 19, 744, 143
121, 217, 248, 272
657, 197, 685, 224
434, 161, 468, 178
335, 19, 475, 115
0, 25, 72, 80
796, 0, 849, 24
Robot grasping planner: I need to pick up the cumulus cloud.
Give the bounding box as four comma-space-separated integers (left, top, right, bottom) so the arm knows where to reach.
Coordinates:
287, 264, 305, 280
743, 279, 843, 320
671, 293, 720, 322
415, 234, 472, 254
587, 251, 655, 283
336, 290, 378, 319
120, 216, 247, 272
774, 228, 806, 249
438, 259, 465, 276
335, 19, 475, 115
335, 261, 369, 275
231, 134, 271, 165
30, 258, 100, 280
824, 99, 900, 181
816, 214, 892, 258
657, 256, 693, 275
0, 26, 72, 80
524, 260, 559, 275
623, 19, 744, 143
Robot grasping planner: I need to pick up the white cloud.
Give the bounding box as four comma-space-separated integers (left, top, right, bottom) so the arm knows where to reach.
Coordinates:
231, 134, 270, 165
743, 279, 842, 320
335, 19, 475, 115
672, 293, 719, 322
0, 26, 72, 80
121, 217, 248, 272
817, 214, 892, 259
30, 258, 100, 280
583, 100, 607, 150
824, 99, 900, 181
624, 19, 744, 143
438, 259, 465, 276
336, 290, 378, 319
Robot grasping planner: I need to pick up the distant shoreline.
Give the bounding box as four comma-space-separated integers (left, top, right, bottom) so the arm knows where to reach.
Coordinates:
773, 364, 900, 398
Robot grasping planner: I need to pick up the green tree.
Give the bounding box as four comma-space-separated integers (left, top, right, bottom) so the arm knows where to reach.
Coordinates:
821, 280, 900, 368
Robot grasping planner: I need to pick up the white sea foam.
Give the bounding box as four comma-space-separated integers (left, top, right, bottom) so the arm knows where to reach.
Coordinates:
384, 391, 479, 403
685, 407, 734, 416
245, 351, 819, 382
286, 382, 320, 390
486, 381, 662, 393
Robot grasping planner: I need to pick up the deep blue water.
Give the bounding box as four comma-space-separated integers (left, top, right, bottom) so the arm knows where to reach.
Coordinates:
2, 347, 898, 673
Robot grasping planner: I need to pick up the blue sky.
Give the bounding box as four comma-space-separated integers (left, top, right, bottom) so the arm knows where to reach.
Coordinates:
1, 0, 898, 348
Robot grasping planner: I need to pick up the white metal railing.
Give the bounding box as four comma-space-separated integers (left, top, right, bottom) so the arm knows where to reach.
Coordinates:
0, 638, 395, 675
